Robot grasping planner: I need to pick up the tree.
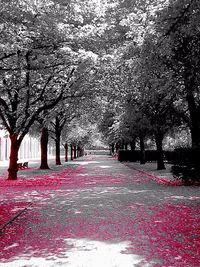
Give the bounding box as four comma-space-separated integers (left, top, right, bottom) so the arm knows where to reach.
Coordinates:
62, 118, 91, 156
98, 27, 181, 169
0, 0, 90, 179
155, 0, 200, 148
49, 101, 78, 165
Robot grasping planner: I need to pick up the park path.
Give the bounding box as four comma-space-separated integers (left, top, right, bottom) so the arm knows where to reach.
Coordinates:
0, 155, 200, 267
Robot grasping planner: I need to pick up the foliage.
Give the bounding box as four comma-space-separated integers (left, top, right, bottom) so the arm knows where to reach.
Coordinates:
118, 149, 162, 162
154, 0, 200, 148
0, 1, 72, 139
64, 118, 91, 146
97, 0, 196, 156
0, 0, 105, 178
1, 0, 199, 178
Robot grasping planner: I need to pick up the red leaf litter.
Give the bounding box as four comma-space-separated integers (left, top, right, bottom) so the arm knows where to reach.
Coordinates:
0, 158, 200, 267
0, 166, 84, 188
0, 166, 127, 189
125, 202, 200, 267
140, 171, 183, 186
0, 202, 29, 227
0, 199, 200, 266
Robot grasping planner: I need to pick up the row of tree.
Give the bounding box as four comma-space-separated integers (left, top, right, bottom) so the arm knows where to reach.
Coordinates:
1, 0, 199, 177
0, 0, 104, 179
98, 0, 200, 170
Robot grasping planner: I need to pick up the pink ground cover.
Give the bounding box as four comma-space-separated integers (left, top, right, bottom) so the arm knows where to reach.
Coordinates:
0, 166, 128, 189
142, 172, 183, 186
0, 202, 29, 228
0, 158, 200, 266
0, 199, 200, 266
125, 202, 200, 266
0, 166, 83, 188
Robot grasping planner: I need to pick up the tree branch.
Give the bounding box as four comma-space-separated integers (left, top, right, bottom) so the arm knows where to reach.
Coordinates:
0, 110, 11, 133
164, 0, 194, 37
0, 98, 9, 110
0, 52, 16, 61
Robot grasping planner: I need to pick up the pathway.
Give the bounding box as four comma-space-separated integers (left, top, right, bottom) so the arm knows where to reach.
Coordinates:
0, 155, 200, 266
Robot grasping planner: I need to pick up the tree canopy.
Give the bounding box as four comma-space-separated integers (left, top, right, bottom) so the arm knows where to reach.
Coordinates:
0, 0, 199, 177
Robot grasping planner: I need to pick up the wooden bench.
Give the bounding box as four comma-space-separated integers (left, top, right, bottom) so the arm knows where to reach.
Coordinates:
17, 162, 28, 170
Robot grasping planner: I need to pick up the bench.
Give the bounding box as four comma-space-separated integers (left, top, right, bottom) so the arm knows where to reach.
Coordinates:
17, 162, 28, 170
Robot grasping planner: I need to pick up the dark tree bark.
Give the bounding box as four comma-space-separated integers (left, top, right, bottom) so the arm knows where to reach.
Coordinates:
70, 144, 73, 160
40, 127, 50, 169
116, 142, 120, 153
7, 134, 21, 180
65, 143, 68, 162
130, 139, 136, 151
155, 131, 166, 170
55, 134, 61, 165
190, 124, 200, 149
111, 143, 115, 154
186, 92, 200, 149
139, 135, 146, 164
182, 63, 200, 148
55, 117, 61, 165
77, 146, 82, 157
74, 145, 77, 159
80, 147, 84, 157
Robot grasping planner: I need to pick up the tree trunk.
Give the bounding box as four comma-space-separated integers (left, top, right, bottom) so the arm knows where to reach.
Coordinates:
74, 145, 77, 159
55, 117, 61, 165
111, 143, 115, 154
80, 147, 84, 157
40, 127, 50, 169
139, 135, 146, 164
77, 146, 82, 157
186, 93, 200, 148
184, 68, 200, 149
130, 139, 136, 151
65, 143, 68, 162
121, 140, 125, 149
7, 134, 21, 180
116, 142, 120, 153
55, 133, 61, 165
155, 131, 165, 170
70, 144, 73, 160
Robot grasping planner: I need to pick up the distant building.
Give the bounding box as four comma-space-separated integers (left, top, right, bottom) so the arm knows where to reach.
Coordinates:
0, 130, 53, 161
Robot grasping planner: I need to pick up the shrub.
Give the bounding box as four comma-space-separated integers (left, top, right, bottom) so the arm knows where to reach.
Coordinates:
164, 151, 177, 163
118, 148, 200, 183
170, 147, 200, 184
118, 150, 159, 162
118, 150, 140, 162
145, 150, 158, 162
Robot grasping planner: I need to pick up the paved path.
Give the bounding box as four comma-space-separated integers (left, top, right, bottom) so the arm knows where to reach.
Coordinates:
0, 155, 200, 266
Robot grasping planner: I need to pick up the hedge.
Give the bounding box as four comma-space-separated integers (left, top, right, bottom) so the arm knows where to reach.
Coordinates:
170, 148, 200, 183
118, 148, 200, 183
118, 150, 140, 162
118, 150, 160, 162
